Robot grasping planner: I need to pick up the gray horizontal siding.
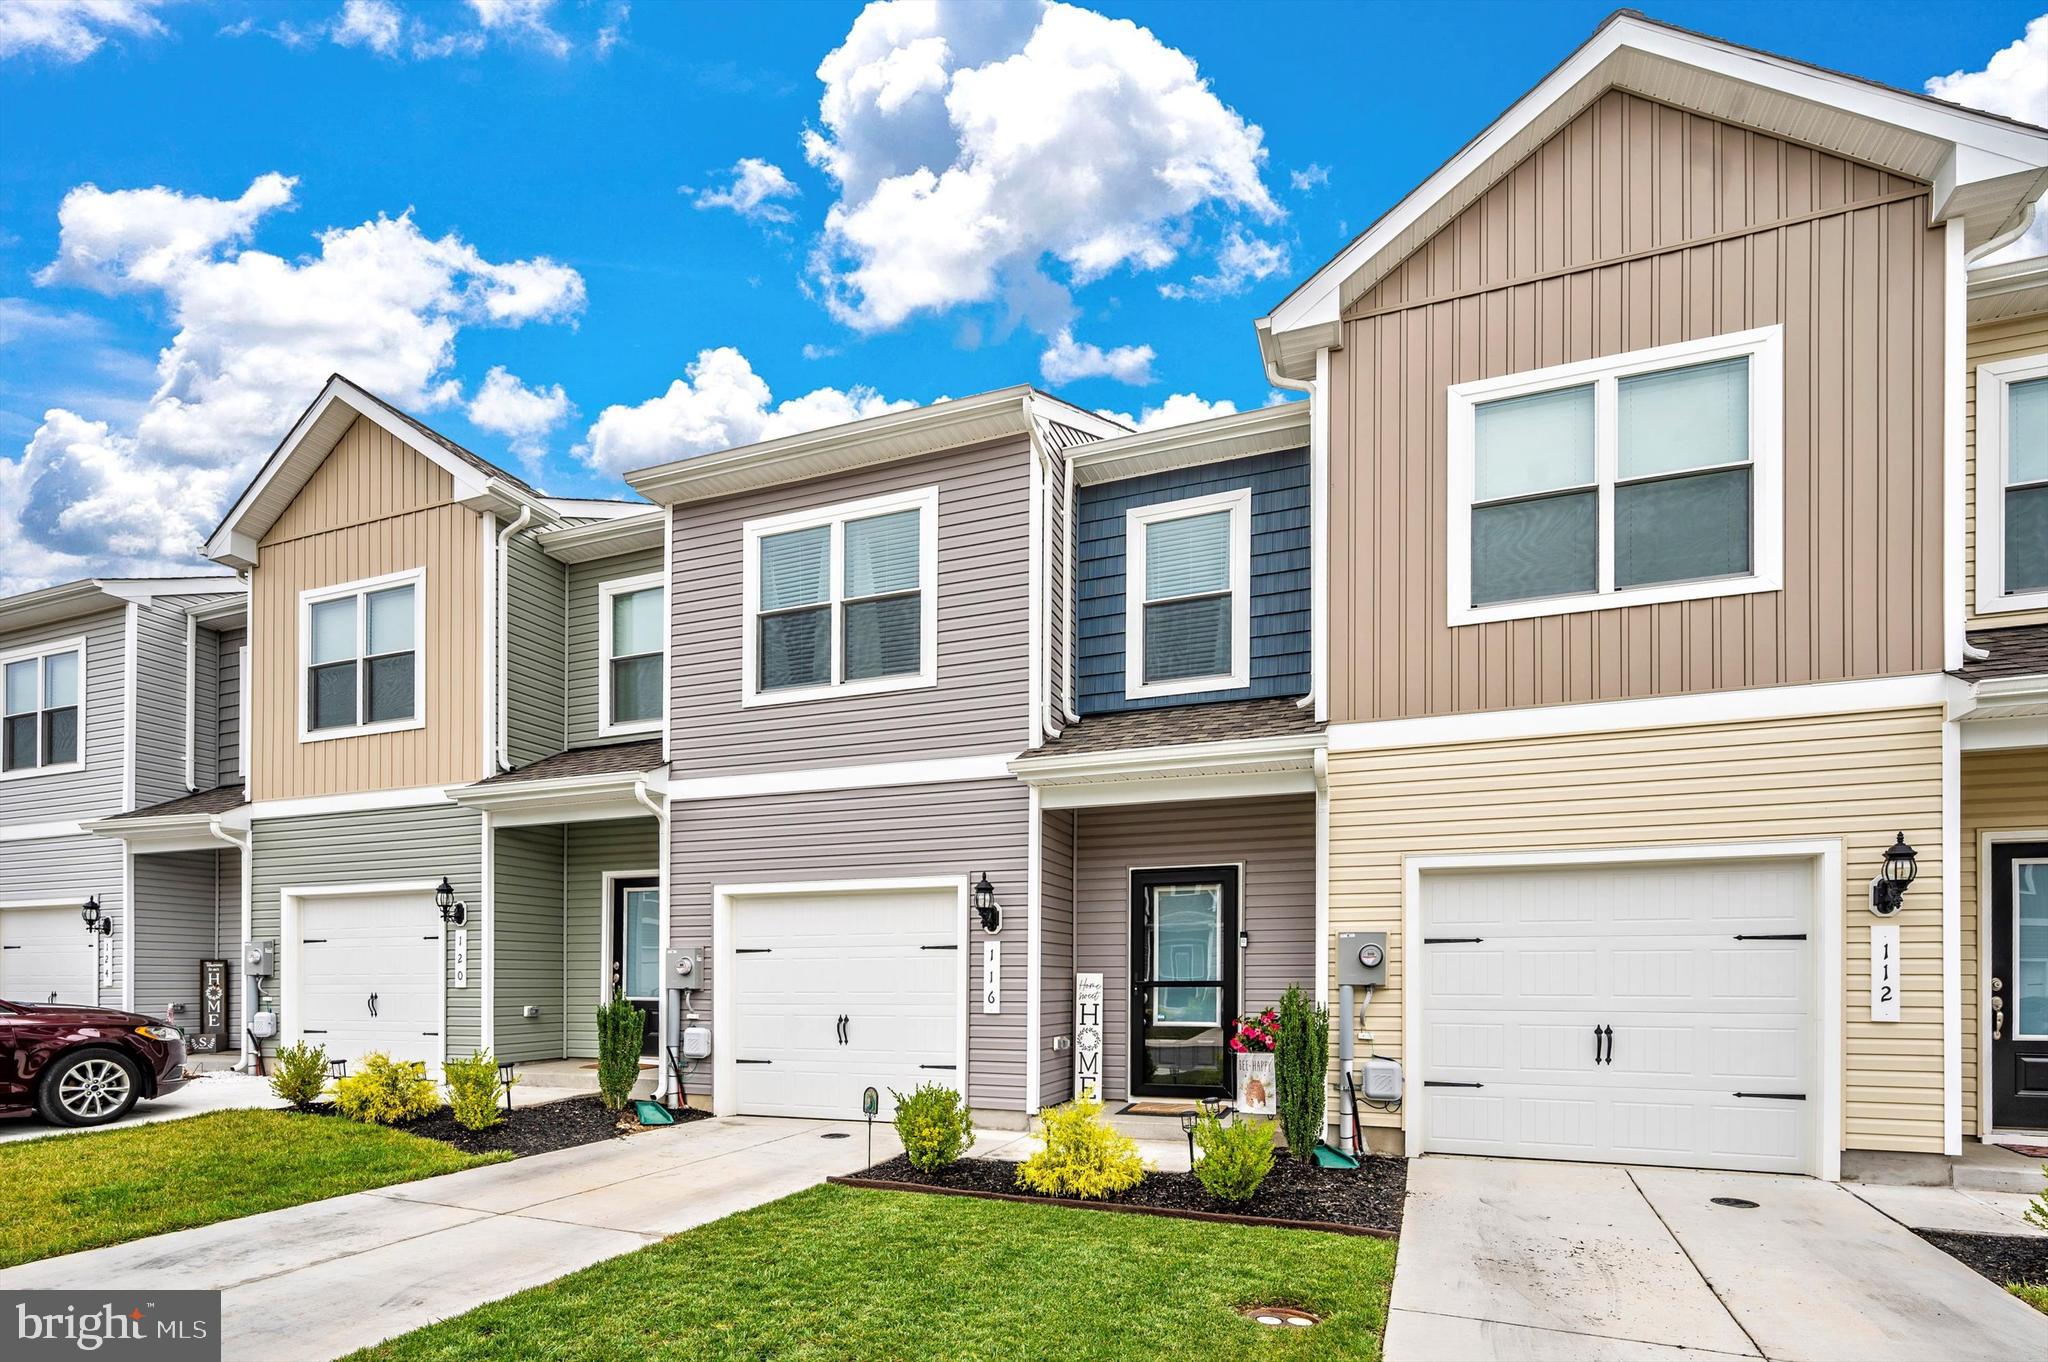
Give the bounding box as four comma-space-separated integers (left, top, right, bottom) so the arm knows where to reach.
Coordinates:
1040, 806, 1076, 1107
249, 802, 482, 1059
567, 548, 663, 749
1076, 448, 1311, 714
505, 532, 568, 769
192, 625, 220, 790
493, 824, 566, 1061
2, 832, 124, 1007
216, 628, 245, 784
0, 608, 127, 825
1072, 795, 1315, 1100
669, 778, 1029, 1109
668, 437, 1034, 777
565, 818, 659, 1056
132, 602, 191, 807
132, 848, 237, 1032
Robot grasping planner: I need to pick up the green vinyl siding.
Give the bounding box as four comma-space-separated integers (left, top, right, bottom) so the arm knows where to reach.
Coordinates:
492, 825, 567, 1062
564, 818, 659, 1057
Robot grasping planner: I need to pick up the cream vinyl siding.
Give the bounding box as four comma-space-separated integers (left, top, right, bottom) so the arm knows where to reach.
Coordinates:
1960, 748, 2048, 1136
1966, 312, 2048, 629
251, 419, 485, 800
1327, 704, 1946, 1154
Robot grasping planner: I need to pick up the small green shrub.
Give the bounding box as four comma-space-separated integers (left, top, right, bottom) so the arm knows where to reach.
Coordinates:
1015, 1096, 1146, 1200
332, 1052, 440, 1125
2027, 1170, 2048, 1234
1275, 983, 1329, 1162
444, 1051, 508, 1131
594, 991, 643, 1112
891, 1083, 973, 1171
1193, 1110, 1276, 1204
269, 1041, 328, 1111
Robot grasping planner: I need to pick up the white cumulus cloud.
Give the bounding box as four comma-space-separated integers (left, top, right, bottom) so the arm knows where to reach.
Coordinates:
0, 0, 163, 61
1039, 327, 1153, 385
1094, 392, 1238, 431
1929, 15, 2048, 263
467, 0, 568, 58
576, 346, 914, 475
804, 0, 1279, 333
331, 0, 403, 55
693, 158, 801, 224
1, 173, 586, 591
1157, 228, 1288, 301
1289, 163, 1330, 192
467, 366, 572, 464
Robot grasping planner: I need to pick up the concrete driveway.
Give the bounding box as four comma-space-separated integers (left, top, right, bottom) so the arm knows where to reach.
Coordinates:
1386, 1156, 2048, 1361
0, 1071, 283, 1143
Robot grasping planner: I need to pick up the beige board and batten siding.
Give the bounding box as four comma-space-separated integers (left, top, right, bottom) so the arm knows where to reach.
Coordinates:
1069, 796, 1317, 1102
567, 548, 663, 749
1961, 748, 2048, 1136
1328, 705, 1947, 1154
670, 778, 1028, 1110
667, 437, 1033, 777
1967, 311, 2048, 629
1331, 90, 1943, 722
251, 417, 485, 800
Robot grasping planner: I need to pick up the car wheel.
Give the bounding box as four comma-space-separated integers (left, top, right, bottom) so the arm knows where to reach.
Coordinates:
36, 1048, 142, 1127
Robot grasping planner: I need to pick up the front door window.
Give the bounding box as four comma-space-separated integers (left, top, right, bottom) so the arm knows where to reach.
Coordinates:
1992, 846, 2048, 1130
609, 878, 660, 1056
1131, 868, 1238, 1097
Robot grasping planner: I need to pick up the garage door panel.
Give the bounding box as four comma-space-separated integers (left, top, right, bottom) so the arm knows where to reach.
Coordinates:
297, 893, 440, 1069
1, 907, 100, 1006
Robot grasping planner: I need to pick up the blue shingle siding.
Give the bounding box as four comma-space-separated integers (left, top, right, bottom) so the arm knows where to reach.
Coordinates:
1074, 448, 1311, 715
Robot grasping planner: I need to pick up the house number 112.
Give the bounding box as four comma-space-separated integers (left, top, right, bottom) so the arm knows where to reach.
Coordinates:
1870, 923, 1899, 1023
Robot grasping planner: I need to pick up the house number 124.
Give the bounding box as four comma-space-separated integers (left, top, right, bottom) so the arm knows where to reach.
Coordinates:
1870, 922, 1899, 1023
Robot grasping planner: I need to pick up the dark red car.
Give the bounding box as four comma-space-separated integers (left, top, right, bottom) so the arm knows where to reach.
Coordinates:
0, 998, 188, 1127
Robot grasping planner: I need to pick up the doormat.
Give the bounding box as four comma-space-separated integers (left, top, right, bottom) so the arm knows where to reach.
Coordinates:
1120, 1101, 1201, 1116
1997, 1143, 2048, 1158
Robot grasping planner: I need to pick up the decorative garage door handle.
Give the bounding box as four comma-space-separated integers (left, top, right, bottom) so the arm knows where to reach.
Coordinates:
367, 992, 378, 1018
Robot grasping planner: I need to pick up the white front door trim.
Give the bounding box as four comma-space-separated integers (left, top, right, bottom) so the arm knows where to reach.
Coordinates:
1978, 826, 2048, 1144
1401, 838, 1844, 1181
711, 874, 968, 1118
600, 868, 662, 1010
280, 879, 446, 1070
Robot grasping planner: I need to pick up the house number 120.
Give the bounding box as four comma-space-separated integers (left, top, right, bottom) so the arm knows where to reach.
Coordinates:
1870, 923, 1899, 1023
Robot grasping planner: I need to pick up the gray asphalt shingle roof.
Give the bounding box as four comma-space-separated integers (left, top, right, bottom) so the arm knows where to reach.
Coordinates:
1032, 697, 1322, 758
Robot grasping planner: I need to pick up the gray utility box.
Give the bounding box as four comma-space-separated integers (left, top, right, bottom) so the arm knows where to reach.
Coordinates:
662, 948, 703, 991
1337, 931, 1388, 988
243, 938, 276, 977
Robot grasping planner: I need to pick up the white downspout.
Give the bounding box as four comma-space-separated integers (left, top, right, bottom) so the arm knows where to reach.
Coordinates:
633, 775, 672, 1101
1266, 349, 1324, 719
207, 816, 252, 1071
494, 506, 533, 772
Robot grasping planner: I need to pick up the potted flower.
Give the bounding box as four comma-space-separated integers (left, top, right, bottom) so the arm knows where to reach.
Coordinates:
1229, 1008, 1280, 1115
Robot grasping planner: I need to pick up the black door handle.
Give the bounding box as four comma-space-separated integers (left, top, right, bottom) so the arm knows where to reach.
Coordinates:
1593, 1024, 1603, 1064
1600, 1025, 1613, 1065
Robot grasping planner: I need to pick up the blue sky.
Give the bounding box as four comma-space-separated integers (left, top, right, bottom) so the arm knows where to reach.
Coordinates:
0, 0, 2043, 590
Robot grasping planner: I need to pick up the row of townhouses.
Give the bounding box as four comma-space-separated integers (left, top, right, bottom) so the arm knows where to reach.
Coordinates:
4, 13, 2047, 1178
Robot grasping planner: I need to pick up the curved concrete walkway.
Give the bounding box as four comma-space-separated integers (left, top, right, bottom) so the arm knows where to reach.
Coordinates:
1385, 1156, 2048, 1362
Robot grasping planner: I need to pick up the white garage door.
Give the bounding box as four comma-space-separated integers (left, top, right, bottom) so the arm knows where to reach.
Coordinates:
296, 892, 442, 1069
728, 887, 960, 1120
1, 906, 99, 1006
1419, 859, 1814, 1174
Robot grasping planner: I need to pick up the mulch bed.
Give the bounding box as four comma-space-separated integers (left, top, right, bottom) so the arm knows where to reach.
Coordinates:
834, 1151, 1405, 1238
1917, 1228, 2048, 1288
308, 1095, 709, 1158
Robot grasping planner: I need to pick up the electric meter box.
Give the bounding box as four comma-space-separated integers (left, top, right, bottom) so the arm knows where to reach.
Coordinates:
1338, 931, 1388, 988
243, 939, 276, 976
663, 948, 703, 987
249, 1010, 278, 1039
1360, 1055, 1403, 1102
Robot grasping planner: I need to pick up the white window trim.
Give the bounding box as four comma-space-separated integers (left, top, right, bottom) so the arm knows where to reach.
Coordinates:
1446, 325, 1785, 627
597, 572, 667, 737
1974, 352, 2048, 616
740, 485, 939, 708
0, 635, 86, 782
1124, 487, 1253, 701
297, 567, 427, 744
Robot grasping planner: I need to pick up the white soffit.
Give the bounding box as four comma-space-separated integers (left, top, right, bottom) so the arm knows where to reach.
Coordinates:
0, 577, 242, 635
535, 511, 667, 563
1067, 403, 1310, 486
1969, 253, 2048, 324
1260, 13, 2048, 378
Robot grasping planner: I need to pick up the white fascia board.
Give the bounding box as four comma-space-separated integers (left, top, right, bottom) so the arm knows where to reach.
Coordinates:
1959, 715, 2048, 750
1036, 767, 1318, 810
533, 512, 666, 563
81, 816, 224, 854
541, 497, 654, 520
666, 752, 1013, 802
0, 581, 128, 635
1009, 732, 1325, 786
243, 783, 456, 823
446, 768, 665, 824
1067, 404, 1311, 486
1023, 393, 1128, 442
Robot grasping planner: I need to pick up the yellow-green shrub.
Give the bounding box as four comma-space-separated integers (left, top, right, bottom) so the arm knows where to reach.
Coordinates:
444, 1051, 508, 1131
1015, 1096, 1145, 1199
269, 1041, 328, 1111
891, 1083, 973, 1171
1193, 1110, 1276, 1203
332, 1052, 439, 1125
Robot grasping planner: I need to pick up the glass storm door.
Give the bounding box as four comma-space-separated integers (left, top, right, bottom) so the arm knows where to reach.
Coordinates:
610, 877, 660, 1055
1992, 845, 2048, 1130
1130, 867, 1238, 1097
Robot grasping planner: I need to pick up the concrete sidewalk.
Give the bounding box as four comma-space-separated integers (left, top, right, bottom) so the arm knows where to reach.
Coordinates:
0, 1114, 911, 1361
1385, 1156, 2048, 1362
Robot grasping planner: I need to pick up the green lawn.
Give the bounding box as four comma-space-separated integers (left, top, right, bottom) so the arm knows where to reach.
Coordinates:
354, 1184, 1398, 1362
2011, 1283, 2048, 1315
1, 1108, 506, 1267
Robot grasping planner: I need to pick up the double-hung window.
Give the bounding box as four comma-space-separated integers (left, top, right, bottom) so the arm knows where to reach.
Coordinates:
300, 570, 424, 740
1976, 354, 2048, 614
1, 640, 82, 776
742, 487, 937, 705
600, 573, 665, 734
1448, 326, 1783, 625
1125, 488, 1252, 700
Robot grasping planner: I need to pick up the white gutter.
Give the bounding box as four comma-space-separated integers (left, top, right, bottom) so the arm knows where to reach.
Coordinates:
1266, 348, 1325, 719
206, 816, 253, 1072
494, 506, 533, 772
633, 776, 672, 1101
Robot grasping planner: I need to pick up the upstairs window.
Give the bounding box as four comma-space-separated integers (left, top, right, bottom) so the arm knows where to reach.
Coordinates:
1977, 355, 2048, 614
600, 573, 665, 734
1, 642, 81, 776
1125, 489, 1251, 700
1448, 327, 1783, 625
300, 570, 424, 741
742, 487, 937, 706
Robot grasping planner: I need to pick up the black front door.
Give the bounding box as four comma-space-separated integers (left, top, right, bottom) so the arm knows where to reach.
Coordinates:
609, 876, 659, 1055
1130, 867, 1238, 1098
1991, 842, 2048, 1131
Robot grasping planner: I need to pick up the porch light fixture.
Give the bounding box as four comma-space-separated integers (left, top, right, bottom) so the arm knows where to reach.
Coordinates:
329, 1058, 348, 1081
80, 895, 111, 936
971, 871, 1002, 935
435, 877, 468, 927
1868, 833, 1918, 916
499, 1059, 517, 1113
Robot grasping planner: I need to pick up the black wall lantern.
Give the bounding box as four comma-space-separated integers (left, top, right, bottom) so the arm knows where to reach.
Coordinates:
971, 871, 1002, 934
80, 895, 111, 936
1868, 833, 1918, 916
435, 877, 468, 927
